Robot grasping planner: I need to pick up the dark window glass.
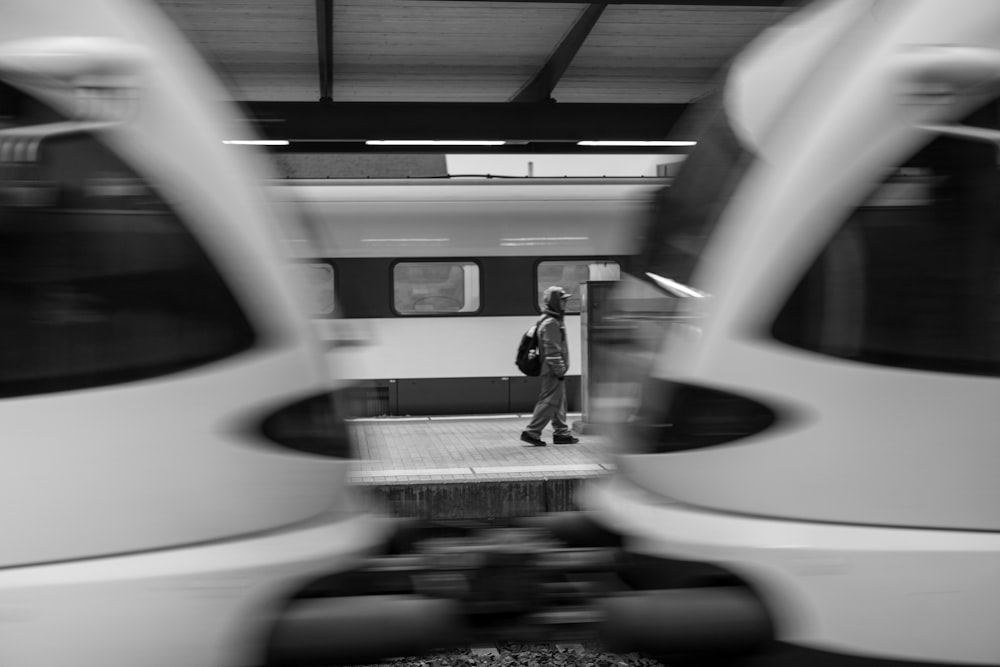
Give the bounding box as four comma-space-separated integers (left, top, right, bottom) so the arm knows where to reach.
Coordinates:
772, 133, 1000, 376
536, 260, 620, 313
293, 261, 335, 316
0, 82, 255, 397
392, 260, 480, 315
260, 390, 353, 459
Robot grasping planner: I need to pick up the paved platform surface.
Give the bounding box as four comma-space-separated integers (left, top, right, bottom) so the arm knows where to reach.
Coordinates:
347, 414, 616, 521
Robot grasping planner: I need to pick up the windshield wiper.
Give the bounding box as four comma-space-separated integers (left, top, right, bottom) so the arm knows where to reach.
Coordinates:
644, 271, 709, 299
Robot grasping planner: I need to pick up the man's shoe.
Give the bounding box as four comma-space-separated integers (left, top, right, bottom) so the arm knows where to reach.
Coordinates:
520, 431, 546, 447
553, 434, 580, 445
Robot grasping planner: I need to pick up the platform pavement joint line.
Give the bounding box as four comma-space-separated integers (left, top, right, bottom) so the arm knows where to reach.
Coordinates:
347, 414, 616, 520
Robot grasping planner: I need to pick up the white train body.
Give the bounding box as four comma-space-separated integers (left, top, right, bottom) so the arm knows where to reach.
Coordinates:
0, 1, 388, 665
273, 178, 662, 416
584, 0, 1000, 664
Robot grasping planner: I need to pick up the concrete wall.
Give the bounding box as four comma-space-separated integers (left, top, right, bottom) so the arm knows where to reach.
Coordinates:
271, 153, 448, 179
359, 477, 589, 521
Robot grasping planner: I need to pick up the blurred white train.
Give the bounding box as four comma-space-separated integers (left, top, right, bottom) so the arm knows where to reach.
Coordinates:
562, 0, 1000, 665
271, 178, 662, 416
0, 1, 416, 665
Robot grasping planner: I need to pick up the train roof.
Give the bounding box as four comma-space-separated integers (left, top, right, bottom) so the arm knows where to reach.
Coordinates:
269, 177, 666, 258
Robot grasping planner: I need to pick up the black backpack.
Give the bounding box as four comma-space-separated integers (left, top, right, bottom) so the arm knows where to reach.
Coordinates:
515, 318, 544, 376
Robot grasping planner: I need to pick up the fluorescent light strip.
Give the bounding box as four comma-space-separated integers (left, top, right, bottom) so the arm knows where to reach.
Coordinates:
578, 140, 696, 147
222, 139, 688, 147
366, 139, 506, 146
501, 236, 589, 242
223, 139, 290, 146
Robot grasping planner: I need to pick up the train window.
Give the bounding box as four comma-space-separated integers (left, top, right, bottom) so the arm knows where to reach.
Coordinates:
292, 262, 335, 317
0, 82, 255, 398
772, 131, 1000, 376
536, 260, 621, 313
392, 261, 481, 315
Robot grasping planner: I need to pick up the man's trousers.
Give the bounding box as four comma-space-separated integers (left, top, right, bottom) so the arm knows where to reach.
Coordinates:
524, 374, 570, 437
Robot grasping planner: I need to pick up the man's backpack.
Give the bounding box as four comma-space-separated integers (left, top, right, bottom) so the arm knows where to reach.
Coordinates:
515, 319, 544, 376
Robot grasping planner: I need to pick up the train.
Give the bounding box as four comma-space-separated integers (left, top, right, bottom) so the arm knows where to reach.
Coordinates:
269, 177, 663, 417
562, 0, 1000, 665
0, 1, 410, 665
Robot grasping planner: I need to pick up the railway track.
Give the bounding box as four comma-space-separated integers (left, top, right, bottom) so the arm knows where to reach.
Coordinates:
348, 641, 667, 667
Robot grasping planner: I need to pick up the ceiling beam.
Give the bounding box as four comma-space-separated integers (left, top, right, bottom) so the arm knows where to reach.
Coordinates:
237, 101, 690, 144
315, 0, 334, 102
511, 3, 607, 103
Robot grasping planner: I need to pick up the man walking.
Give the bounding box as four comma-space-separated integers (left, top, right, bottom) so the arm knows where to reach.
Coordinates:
520, 286, 580, 447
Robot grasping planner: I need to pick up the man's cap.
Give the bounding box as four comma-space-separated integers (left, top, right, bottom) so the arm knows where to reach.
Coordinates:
544, 286, 571, 300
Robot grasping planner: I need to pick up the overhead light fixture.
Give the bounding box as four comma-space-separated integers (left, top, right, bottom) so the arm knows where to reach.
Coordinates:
365, 140, 506, 146
578, 140, 697, 147
223, 139, 290, 146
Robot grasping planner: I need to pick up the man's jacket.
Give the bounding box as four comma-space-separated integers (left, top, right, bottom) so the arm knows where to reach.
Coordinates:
538, 313, 568, 378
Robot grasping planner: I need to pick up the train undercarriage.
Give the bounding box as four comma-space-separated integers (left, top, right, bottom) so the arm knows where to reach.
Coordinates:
263, 512, 774, 667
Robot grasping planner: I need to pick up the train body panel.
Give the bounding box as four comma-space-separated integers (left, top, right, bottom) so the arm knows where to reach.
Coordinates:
1, 351, 357, 567
585, 478, 1000, 665
0, 511, 385, 667
316, 315, 582, 380
588, 0, 1000, 664
281, 179, 655, 259
277, 178, 662, 415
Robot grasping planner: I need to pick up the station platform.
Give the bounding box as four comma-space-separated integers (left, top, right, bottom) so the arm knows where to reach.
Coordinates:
347, 414, 616, 522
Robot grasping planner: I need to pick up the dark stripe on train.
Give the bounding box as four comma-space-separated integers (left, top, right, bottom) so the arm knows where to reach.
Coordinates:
342, 376, 582, 417
309, 256, 623, 319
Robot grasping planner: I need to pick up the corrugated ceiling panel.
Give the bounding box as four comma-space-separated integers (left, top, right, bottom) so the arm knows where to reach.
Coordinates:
331, 1, 581, 101
156, 0, 317, 100
553, 5, 795, 103
154, 0, 795, 104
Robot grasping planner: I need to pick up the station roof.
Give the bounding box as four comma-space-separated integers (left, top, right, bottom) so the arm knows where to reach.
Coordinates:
155, 0, 805, 153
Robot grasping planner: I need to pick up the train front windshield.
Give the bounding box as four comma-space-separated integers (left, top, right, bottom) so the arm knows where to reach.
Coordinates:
591, 101, 755, 425
629, 100, 754, 296
605, 97, 756, 347
622, 96, 1000, 381
0, 81, 256, 398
